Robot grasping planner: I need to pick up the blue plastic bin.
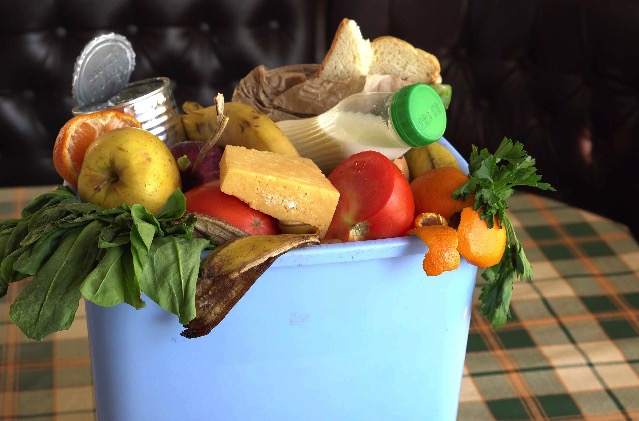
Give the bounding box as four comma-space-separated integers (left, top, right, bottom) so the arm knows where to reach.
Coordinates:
85, 138, 478, 421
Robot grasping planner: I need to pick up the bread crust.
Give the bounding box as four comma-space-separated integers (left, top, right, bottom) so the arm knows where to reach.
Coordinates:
370, 36, 441, 84
317, 18, 372, 81
318, 20, 441, 84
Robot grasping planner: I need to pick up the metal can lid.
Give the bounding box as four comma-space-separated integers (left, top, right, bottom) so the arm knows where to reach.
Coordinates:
72, 33, 136, 109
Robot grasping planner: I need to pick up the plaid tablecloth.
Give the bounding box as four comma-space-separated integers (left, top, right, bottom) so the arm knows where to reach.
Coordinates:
1, 186, 638, 421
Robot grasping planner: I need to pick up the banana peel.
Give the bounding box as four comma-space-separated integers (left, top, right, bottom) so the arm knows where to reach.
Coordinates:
277, 221, 320, 235
181, 232, 320, 338
181, 99, 300, 157
181, 101, 218, 142
404, 141, 460, 181
218, 102, 300, 156
191, 212, 249, 245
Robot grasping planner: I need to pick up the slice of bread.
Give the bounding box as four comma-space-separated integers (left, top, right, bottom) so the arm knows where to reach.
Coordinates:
369, 36, 441, 84
317, 18, 373, 81
318, 19, 442, 84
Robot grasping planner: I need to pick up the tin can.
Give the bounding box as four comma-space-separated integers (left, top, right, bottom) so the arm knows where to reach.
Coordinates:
71, 34, 186, 146
73, 77, 186, 146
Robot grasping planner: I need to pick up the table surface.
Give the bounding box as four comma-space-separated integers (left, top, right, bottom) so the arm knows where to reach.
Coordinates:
1, 186, 638, 421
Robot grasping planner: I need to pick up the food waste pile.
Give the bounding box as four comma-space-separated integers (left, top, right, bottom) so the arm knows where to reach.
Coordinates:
0, 23, 553, 341
0, 92, 552, 341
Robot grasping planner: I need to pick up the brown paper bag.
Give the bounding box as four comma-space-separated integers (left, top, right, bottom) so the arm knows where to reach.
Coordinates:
232, 64, 411, 122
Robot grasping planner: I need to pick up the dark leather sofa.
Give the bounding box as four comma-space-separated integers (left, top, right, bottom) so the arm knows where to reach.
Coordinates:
1, 0, 638, 240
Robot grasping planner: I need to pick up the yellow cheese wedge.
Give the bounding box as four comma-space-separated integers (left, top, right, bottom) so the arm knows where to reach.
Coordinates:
219, 145, 340, 239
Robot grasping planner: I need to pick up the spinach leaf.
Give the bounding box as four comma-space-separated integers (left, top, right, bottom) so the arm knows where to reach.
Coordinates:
162, 212, 199, 239
81, 246, 145, 309
156, 189, 187, 221
130, 204, 159, 280
0, 218, 32, 282
21, 202, 102, 247
20, 186, 78, 218
0, 220, 12, 295
119, 249, 145, 309
9, 220, 104, 341
139, 236, 209, 324
0, 219, 19, 262
2, 187, 210, 340
14, 203, 103, 277
98, 212, 133, 248
13, 229, 68, 276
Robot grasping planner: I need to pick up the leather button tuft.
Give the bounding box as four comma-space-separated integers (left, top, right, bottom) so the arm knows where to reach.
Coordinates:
519, 56, 533, 70
456, 47, 468, 59
268, 20, 280, 31
477, 98, 490, 109
127, 25, 138, 35
55, 27, 66, 38
23, 90, 35, 101
200, 22, 210, 33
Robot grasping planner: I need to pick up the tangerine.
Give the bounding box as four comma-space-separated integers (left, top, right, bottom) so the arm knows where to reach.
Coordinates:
457, 207, 507, 268
410, 167, 475, 222
408, 225, 460, 276
52, 110, 141, 185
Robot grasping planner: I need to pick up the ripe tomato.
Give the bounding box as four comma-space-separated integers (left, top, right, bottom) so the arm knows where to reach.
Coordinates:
185, 180, 279, 235
324, 151, 415, 242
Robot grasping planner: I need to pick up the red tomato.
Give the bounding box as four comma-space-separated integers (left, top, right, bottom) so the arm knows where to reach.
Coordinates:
185, 180, 279, 235
324, 151, 415, 242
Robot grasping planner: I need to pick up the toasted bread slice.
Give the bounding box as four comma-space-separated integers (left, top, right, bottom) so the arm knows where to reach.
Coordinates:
317, 18, 373, 81
369, 36, 441, 84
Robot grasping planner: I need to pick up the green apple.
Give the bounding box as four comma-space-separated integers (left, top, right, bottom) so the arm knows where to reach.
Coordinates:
78, 127, 181, 214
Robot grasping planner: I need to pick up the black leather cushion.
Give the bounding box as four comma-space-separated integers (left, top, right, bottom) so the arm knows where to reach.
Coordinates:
328, 0, 639, 239
0, 0, 320, 186
1, 0, 638, 240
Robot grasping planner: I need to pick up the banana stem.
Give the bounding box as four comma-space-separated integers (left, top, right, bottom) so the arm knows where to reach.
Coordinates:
193, 94, 228, 171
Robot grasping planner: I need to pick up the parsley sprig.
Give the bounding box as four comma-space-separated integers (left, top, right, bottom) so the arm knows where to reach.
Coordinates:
453, 137, 555, 328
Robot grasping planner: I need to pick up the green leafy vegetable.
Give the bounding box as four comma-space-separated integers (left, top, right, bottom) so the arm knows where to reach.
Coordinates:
453, 137, 554, 328
139, 236, 210, 325
0, 186, 210, 340
10, 220, 105, 340
80, 246, 131, 307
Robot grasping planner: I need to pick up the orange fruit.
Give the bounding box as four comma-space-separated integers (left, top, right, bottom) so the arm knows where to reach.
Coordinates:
53, 110, 141, 185
410, 167, 475, 221
408, 225, 460, 276
457, 207, 507, 267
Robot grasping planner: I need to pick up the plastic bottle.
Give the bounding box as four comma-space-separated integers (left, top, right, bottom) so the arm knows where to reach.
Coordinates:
275, 83, 447, 174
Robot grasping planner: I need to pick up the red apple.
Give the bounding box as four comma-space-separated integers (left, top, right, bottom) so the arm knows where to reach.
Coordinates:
169, 141, 223, 192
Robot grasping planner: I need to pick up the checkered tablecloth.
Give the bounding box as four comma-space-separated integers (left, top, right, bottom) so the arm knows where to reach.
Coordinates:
1, 186, 638, 421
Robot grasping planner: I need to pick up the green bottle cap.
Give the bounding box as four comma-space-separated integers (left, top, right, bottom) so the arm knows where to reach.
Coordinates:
390, 83, 447, 147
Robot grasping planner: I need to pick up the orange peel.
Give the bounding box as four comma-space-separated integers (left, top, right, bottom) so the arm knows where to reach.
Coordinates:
408, 225, 460, 276
456, 207, 507, 267
53, 110, 141, 185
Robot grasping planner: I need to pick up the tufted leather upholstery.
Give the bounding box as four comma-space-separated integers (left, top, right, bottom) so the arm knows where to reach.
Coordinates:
1, 0, 638, 239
